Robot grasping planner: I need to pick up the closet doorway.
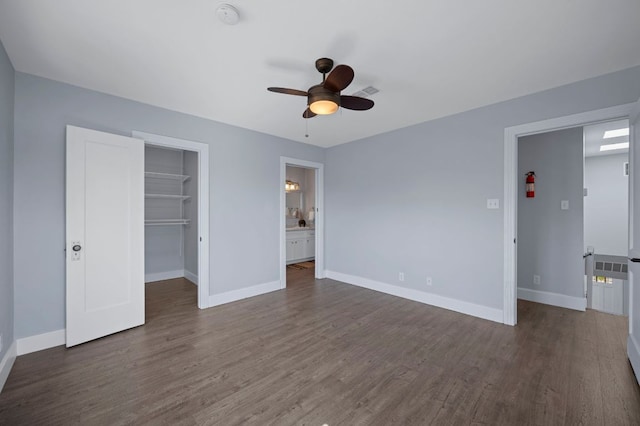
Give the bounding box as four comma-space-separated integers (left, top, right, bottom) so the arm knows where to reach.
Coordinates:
133, 131, 210, 309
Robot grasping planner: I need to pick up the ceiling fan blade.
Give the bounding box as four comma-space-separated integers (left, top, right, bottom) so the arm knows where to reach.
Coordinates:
340, 96, 374, 111
323, 65, 354, 92
303, 108, 317, 119
267, 87, 308, 96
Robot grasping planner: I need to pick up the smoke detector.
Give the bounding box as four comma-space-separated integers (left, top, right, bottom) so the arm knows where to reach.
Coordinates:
216, 4, 240, 25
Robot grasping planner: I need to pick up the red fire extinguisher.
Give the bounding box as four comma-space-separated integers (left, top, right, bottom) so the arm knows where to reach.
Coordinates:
525, 171, 535, 198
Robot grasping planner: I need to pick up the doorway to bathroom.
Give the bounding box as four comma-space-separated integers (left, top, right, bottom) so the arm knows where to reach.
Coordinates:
280, 157, 325, 288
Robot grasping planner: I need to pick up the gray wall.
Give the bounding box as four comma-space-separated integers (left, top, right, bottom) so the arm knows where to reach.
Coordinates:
518, 128, 584, 297
584, 153, 629, 256
13, 73, 324, 338
0, 40, 14, 361
183, 150, 198, 279
325, 66, 640, 311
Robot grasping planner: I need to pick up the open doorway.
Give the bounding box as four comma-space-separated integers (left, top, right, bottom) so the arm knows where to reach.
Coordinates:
133, 131, 210, 309
284, 164, 316, 285
513, 119, 630, 316
516, 127, 586, 311
280, 157, 324, 289
503, 102, 636, 325
584, 119, 630, 315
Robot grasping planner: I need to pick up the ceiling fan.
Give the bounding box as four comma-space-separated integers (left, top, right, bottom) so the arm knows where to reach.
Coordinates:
267, 58, 374, 119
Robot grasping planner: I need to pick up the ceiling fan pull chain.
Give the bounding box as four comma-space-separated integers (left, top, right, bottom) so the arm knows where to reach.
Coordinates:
305, 117, 309, 138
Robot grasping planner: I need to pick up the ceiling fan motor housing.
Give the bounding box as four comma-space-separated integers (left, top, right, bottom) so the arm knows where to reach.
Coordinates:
308, 85, 340, 114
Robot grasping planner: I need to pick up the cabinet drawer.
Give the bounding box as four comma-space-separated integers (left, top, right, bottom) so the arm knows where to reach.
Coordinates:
286, 230, 314, 239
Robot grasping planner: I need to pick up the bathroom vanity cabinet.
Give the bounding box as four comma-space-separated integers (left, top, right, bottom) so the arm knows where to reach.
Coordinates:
286, 229, 315, 264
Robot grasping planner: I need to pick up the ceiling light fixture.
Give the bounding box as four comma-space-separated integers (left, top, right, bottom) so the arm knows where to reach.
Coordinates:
600, 142, 629, 152
308, 85, 339, 115
603, 128, 629, 139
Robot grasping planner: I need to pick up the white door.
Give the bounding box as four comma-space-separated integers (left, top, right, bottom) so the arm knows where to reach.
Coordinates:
628, 99, 640, 383
66, 126, 145, 347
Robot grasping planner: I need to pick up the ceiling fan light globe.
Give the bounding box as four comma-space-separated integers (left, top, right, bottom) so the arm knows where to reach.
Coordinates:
310, 100, 338, 115
307, 85, 340, 115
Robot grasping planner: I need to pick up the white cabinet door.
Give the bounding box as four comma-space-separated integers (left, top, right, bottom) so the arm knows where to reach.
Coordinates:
286, 237, 305, 262
303, 237, 315, 259
293, 239, 304, 260
66, 126, 145, 347
286, 239, 296, 262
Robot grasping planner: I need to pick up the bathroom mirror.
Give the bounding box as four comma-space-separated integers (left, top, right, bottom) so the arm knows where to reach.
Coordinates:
286, 191, 303, 216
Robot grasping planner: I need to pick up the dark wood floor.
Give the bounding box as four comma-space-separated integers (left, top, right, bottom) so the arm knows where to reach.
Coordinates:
1, 269, 639, 425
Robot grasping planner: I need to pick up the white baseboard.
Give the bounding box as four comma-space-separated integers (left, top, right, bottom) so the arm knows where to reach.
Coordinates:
208, 280, 282, 308
0, 341, 17, 393
517, 287, 586, 311
184, 269, 198, 285
16, 329, 66, 356
325, 271, 503, 324
145, 269, 184, 283
628, 334, 640, 386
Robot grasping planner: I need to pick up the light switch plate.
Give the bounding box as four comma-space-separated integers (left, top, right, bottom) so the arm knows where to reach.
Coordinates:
561, 200, 569, 210
487, 199, 500, 209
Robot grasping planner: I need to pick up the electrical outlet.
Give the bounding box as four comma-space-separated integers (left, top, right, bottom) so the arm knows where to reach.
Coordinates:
426, 277, 433, 286
487, 199, 500, 209
561, 200, 569, 210
533, 275, 541, 285
399, 272, 405, 282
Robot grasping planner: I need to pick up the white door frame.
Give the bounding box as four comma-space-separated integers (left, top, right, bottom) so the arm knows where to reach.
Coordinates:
132, 131, 210, 309
503, 102, 635, 325
628, 100, 640, 338
280, 157, 325, 287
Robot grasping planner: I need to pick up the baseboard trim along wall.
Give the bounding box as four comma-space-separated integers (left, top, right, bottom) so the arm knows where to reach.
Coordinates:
325, 271, 503, 324
16, 329, 66, 356
145, 269, 185, 283
208, 280, 282, 308
628, 334, 640, 386
0, 341, 17, 393
184, 270, 198, 285
517, 287, 586, 311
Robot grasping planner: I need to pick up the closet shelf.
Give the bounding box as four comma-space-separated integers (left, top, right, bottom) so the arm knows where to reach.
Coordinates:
145, 193, 191, 200
145, 219, 190, 226
144, 172, 190, 182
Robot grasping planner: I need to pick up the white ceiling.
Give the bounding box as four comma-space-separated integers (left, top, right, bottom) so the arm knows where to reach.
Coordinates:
584, 119, 629, 158
0, 1, 639, 148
